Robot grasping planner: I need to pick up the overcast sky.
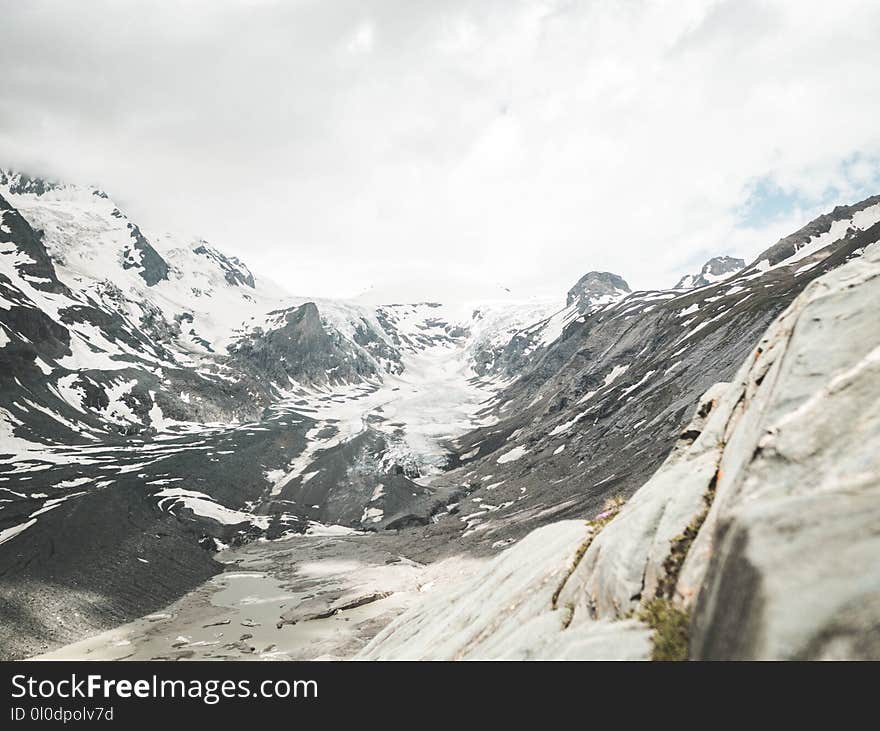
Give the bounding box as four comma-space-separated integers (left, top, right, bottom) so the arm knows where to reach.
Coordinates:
1, 0, 879, 301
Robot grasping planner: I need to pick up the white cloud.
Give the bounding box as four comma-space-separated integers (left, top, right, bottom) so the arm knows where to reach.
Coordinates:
347, 21, 375, 54
0, 0, 878, 301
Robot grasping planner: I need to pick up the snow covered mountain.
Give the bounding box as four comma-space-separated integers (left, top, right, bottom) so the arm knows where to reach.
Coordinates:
0, 170, 558, 439
1, 168, 879, 660
674, 255, 745, 289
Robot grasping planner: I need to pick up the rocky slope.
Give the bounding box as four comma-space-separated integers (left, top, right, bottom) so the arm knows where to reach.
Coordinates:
362, 239, 880, 659
399, 194, 880, 561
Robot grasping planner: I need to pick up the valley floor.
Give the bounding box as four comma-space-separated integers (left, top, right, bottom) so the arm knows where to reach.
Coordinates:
35, 530, 485, 661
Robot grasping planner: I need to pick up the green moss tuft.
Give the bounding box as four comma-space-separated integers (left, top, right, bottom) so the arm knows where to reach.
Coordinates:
638, 598, 690, 661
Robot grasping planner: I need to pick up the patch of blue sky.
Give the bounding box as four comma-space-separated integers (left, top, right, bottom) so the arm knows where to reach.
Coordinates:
737, 154, 880, 230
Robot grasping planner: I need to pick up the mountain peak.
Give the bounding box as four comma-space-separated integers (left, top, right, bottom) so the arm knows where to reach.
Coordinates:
566, 271, 630, 313
675, 255, 745, 290
0, 169, 62, 197
191, 241, 256, 288
0, 168, 108, 200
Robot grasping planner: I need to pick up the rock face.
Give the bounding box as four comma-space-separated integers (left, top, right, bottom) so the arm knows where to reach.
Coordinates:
360, 520, 653, 660
0, 170, 67, 197
684, 243, 880, 659
228, 302, 384, 387
675, 255, 745, 289
0, 194, 67, 294
271, 429, 432, 528
364, 240, 880, 660
122, 222, 170, 286
192, 243, 255, 288
566, 271, 631, 312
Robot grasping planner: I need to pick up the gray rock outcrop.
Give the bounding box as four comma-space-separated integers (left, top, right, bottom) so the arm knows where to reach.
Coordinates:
228, 302, 385, 387
566, 271, 630, 313
675, 255, 745, 289
192, 243, 255, 288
